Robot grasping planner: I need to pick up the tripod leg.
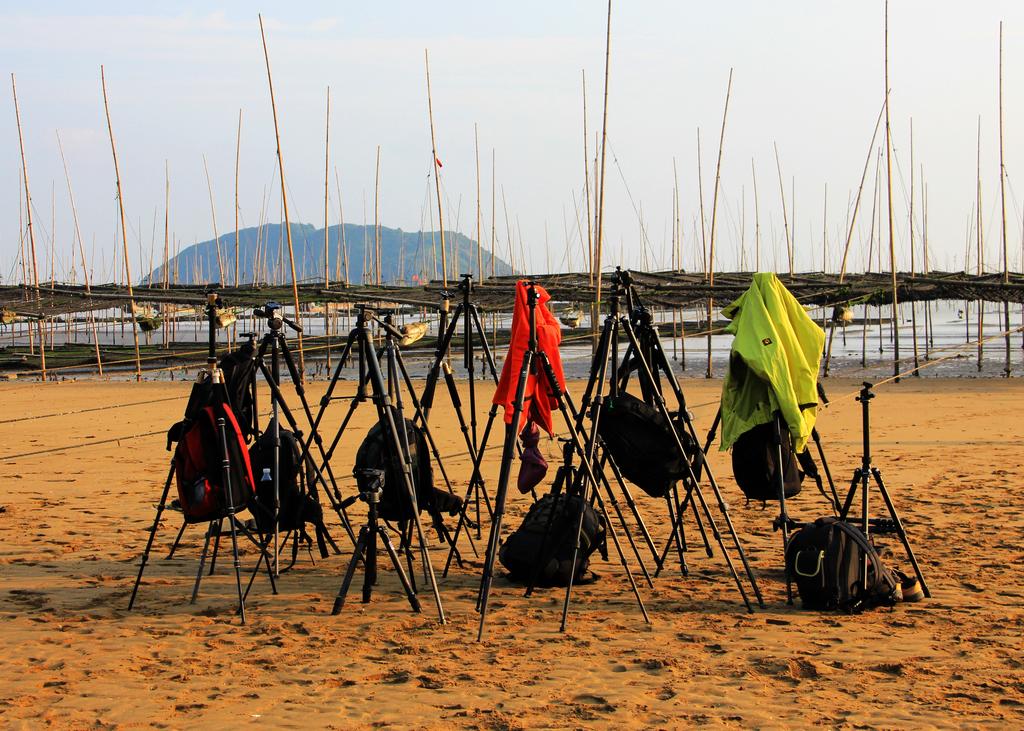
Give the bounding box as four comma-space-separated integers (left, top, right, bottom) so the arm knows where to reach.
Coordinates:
380, 529, 422, 613
524, 468, 569, 597
190, 522, 213, 604
477, 351, 533, 640
840, 470, 861, 520
332, 529, 368, 615
771, 415, 794, 606
872, 467, 930, 598
363, 516, 378, 603
128, 461, 175, 610
601, 452, 661, 569
241, 519, 279, 601
208, 518, 222, 575
663, 491, 689, 576
165, 519, 188, 560
593, 461, 654, 588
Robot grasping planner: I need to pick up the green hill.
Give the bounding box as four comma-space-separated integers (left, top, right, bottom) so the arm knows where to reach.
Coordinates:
145, 223, 513, 285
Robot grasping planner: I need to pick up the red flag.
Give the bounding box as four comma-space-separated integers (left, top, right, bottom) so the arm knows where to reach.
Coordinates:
435, 157, 443, 168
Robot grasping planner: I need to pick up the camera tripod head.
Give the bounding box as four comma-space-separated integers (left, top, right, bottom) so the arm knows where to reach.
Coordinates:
253, 301, 302, 334
355, 468, 385, 504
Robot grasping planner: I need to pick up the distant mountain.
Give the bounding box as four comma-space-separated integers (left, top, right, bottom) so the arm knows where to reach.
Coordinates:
144, 223, 514, 286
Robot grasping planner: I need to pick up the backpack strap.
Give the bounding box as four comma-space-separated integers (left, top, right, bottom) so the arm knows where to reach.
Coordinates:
796, 449, 837, 511
831, 520, 898, 609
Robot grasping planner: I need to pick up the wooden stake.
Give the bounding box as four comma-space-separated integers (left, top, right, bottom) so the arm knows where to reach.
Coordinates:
56, 130, 103, 375
475, 123, 483, 280
706, 68, 733, 378
998, 21, 1012, 376
883, 0, 900, 381
323, 87, 330, 288
374, 145, 382, 285
424, 49, 448, 287
773, 142, 793, 277
259, 13, 304, 378
751, 158, 761, 271
202, 155, 225, 283
976, 116, 984, 371
100, 67, 142, 381
593, 0, 613, 318
909, 118, 920, 375
234, 109, 242, 287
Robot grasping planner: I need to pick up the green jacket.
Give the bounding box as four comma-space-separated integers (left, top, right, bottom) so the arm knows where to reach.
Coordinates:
719, 273, 824, 452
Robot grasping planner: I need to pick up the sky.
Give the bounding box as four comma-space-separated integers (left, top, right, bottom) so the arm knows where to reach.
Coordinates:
2, 0, 1023, 283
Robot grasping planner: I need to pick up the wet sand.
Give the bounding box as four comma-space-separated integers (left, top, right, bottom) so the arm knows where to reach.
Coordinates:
1, 377, 1022, 728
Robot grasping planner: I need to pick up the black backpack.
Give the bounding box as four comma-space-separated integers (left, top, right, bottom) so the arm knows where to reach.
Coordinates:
498, 493, 607, 587
731, 421, 804, 502
248, 421, 329, 558
216, 342, 258, 440
354, 412, 462, 524
785, 517, 900, 613
597, 393, 697, 498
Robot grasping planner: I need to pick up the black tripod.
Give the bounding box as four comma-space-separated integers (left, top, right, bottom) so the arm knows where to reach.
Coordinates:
839, 383, 930, 598
477, 282, 650, 640
127, 290, 277, 623
304, 304, 447, 622
245, 303, 351, 571
579, 269, 763, 611
414, 274, 519, 575
702, 384, 843, 604
332, 468, 421, 614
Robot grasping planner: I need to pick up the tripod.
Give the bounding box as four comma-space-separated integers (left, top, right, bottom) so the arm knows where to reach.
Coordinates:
332, 469, 421, 614
416, 274, 516, 574
578, 269, 763, 611
701, 383, 843, 604
127, 290, 278, 623
477, 282, 650, 640
245, 303, 351, 572
839, 383, 930, 598
304, 305, 447, 622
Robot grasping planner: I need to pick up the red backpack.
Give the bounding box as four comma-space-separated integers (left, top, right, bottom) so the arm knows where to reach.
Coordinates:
174, 401, 256, 524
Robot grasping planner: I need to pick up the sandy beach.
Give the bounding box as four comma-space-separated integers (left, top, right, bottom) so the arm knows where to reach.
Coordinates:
1, 376, 1022, 728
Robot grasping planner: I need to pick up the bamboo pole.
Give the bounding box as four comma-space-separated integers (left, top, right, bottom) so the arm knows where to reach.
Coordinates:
324, 87, 330, 288
11, 75, 47, 379
491, 149, 497, 279
335, 167, 349, 285
883, 0, 900, 381
923, 177, 932, 359
374, 146, 382, 285
705, 68, 733, 378
751, 158, 761, 271
259, 13, 304, 379
475, 123, 483, 280
234, 109, 242, 287
593, 0, 613, 321
909, 118, 920, 375
424, 49, 448, 287
773, 142, 794, 277
56, 130, 103, 375
976, 117, 984, 371
202, 155, 225, 284
674, 157, 685, 369
100, 66, 142, 381
998, 21, 1012, 376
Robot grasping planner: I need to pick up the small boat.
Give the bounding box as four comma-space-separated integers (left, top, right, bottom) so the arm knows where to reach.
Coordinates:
559, 309, 582, 329
831, 306, 854, 327
136, 314, 163, 332
399, 321, 428, 346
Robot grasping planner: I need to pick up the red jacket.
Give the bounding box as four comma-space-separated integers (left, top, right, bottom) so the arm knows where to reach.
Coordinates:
492, 281, 566, 435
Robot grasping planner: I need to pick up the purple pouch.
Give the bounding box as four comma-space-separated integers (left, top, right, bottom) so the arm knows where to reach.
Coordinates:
517, 421, 548, 494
